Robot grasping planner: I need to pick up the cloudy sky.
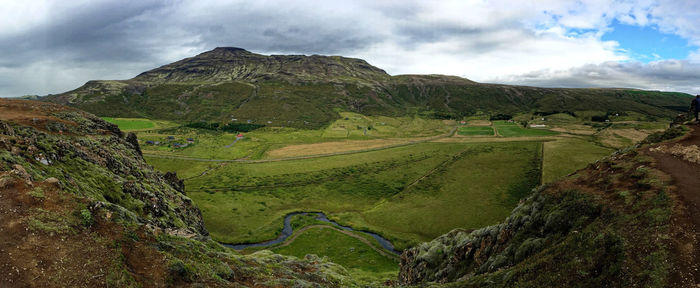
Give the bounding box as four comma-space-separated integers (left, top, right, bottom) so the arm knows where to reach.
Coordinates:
1, 0, 700, 97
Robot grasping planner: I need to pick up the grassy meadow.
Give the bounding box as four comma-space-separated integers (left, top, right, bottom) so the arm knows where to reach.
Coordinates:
139, 111, 672, 283
457, 125, 494, 136
272, 228, 399, 283
182, 141, 543, 250
492, 120, 560, 137
101, 117, 178, 131
135, 111, 450, 160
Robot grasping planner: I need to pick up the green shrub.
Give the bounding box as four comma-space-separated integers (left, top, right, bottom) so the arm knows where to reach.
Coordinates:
80, 208, 94, 227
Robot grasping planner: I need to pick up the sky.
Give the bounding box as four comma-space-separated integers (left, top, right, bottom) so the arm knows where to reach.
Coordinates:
1, 0, 700, 97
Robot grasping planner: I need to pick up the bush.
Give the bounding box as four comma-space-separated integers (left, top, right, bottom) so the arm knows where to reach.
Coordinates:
490, 114, 512, 120
514, 238, 545, 262
642, 125, 687, 144
80, 208, 94, 227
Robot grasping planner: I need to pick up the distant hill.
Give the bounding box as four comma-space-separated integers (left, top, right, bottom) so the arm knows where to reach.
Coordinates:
44, 47, 693, 128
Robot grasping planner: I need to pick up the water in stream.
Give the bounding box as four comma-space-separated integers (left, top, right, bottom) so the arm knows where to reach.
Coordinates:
222, 212, 400, 255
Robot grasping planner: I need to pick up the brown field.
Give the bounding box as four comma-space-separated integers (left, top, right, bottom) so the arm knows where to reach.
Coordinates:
611, 128, 652, 143
265, 138, 415, 158
467, 120, 492, 126
550, 125, 596, 135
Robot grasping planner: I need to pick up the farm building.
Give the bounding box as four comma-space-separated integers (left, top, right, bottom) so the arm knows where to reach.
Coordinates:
186, 138, 194, 143
145, 140, 154, 145
236, 133, 244, 138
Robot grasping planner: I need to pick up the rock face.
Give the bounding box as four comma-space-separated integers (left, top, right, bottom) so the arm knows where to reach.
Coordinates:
0, 99, 358, 287
43, 47, 693, 128
134, 47, 390, 84
164, 171, 185, 193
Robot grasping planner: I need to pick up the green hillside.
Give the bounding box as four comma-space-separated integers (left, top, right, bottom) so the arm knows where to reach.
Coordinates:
43, 48, 693, 128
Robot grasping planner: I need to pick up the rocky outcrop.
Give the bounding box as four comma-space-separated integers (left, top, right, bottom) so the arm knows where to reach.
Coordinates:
125, 132, 141, 156
133, 47, 390, 84
164, 171, 185, 194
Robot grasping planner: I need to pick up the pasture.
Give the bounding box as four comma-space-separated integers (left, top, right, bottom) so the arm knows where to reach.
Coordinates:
186, 141, 543, 250
457, 126, 494, 136
102, 117, 177, 131
138, 112, 670, 282
272, 228, 398, 283
136, 112, 452, 160
492, 120, 559, 137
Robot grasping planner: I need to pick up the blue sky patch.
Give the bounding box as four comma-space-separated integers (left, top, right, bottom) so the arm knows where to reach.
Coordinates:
602, 20, 697, 61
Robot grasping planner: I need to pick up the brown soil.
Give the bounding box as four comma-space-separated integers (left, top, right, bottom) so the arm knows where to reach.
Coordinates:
647, 124, 700, 287
0, 99, 79, 134
0, 173, 169, 288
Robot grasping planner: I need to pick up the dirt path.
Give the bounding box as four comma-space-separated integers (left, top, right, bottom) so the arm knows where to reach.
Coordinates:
276, 225, 399, 260
647, 125, 700, 286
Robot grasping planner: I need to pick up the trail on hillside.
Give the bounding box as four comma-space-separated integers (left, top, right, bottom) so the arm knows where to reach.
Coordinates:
647, 124, 700, 286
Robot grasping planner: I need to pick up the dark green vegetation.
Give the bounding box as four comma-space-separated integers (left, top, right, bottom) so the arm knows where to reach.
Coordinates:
44, 47, 693, 129
185, 121, 265, 132
399, 148, 679, 287
0, 99, 359, 287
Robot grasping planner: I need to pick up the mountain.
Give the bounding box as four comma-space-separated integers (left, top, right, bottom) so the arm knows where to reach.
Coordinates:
0, 99, 358, 287
44, 47, 693, 128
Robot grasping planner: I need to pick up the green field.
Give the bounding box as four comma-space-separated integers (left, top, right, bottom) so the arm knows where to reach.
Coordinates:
542, 137, 614, 183
102, 117, 178, 131
272, 228, 398, 283
181, 141, 542, 250
139, 113, 670, 284
458, 126, 494, 136
493, 121, 559, 137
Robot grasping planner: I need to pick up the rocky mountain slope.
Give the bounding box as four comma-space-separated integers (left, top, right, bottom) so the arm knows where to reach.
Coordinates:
398, 124, 699, 287
44, 48, 692, 128
0, 99, 358, 287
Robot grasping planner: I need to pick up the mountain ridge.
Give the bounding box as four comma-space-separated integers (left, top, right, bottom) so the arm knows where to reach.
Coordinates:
43, 47, 694, 128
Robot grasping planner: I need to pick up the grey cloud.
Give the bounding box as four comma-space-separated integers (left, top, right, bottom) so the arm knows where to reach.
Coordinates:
2, 0, 700, 98
491, 60, 700, 95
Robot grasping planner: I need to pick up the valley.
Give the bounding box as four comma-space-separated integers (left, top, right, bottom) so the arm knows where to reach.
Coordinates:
3, 46, 692, 287
105, 111, 666, 283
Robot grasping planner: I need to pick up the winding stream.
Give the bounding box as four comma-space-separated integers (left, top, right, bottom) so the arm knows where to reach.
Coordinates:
222, 212, 400, 255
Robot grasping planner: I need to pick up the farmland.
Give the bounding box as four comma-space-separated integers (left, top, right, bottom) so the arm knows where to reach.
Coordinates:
139, 112, 669, 282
